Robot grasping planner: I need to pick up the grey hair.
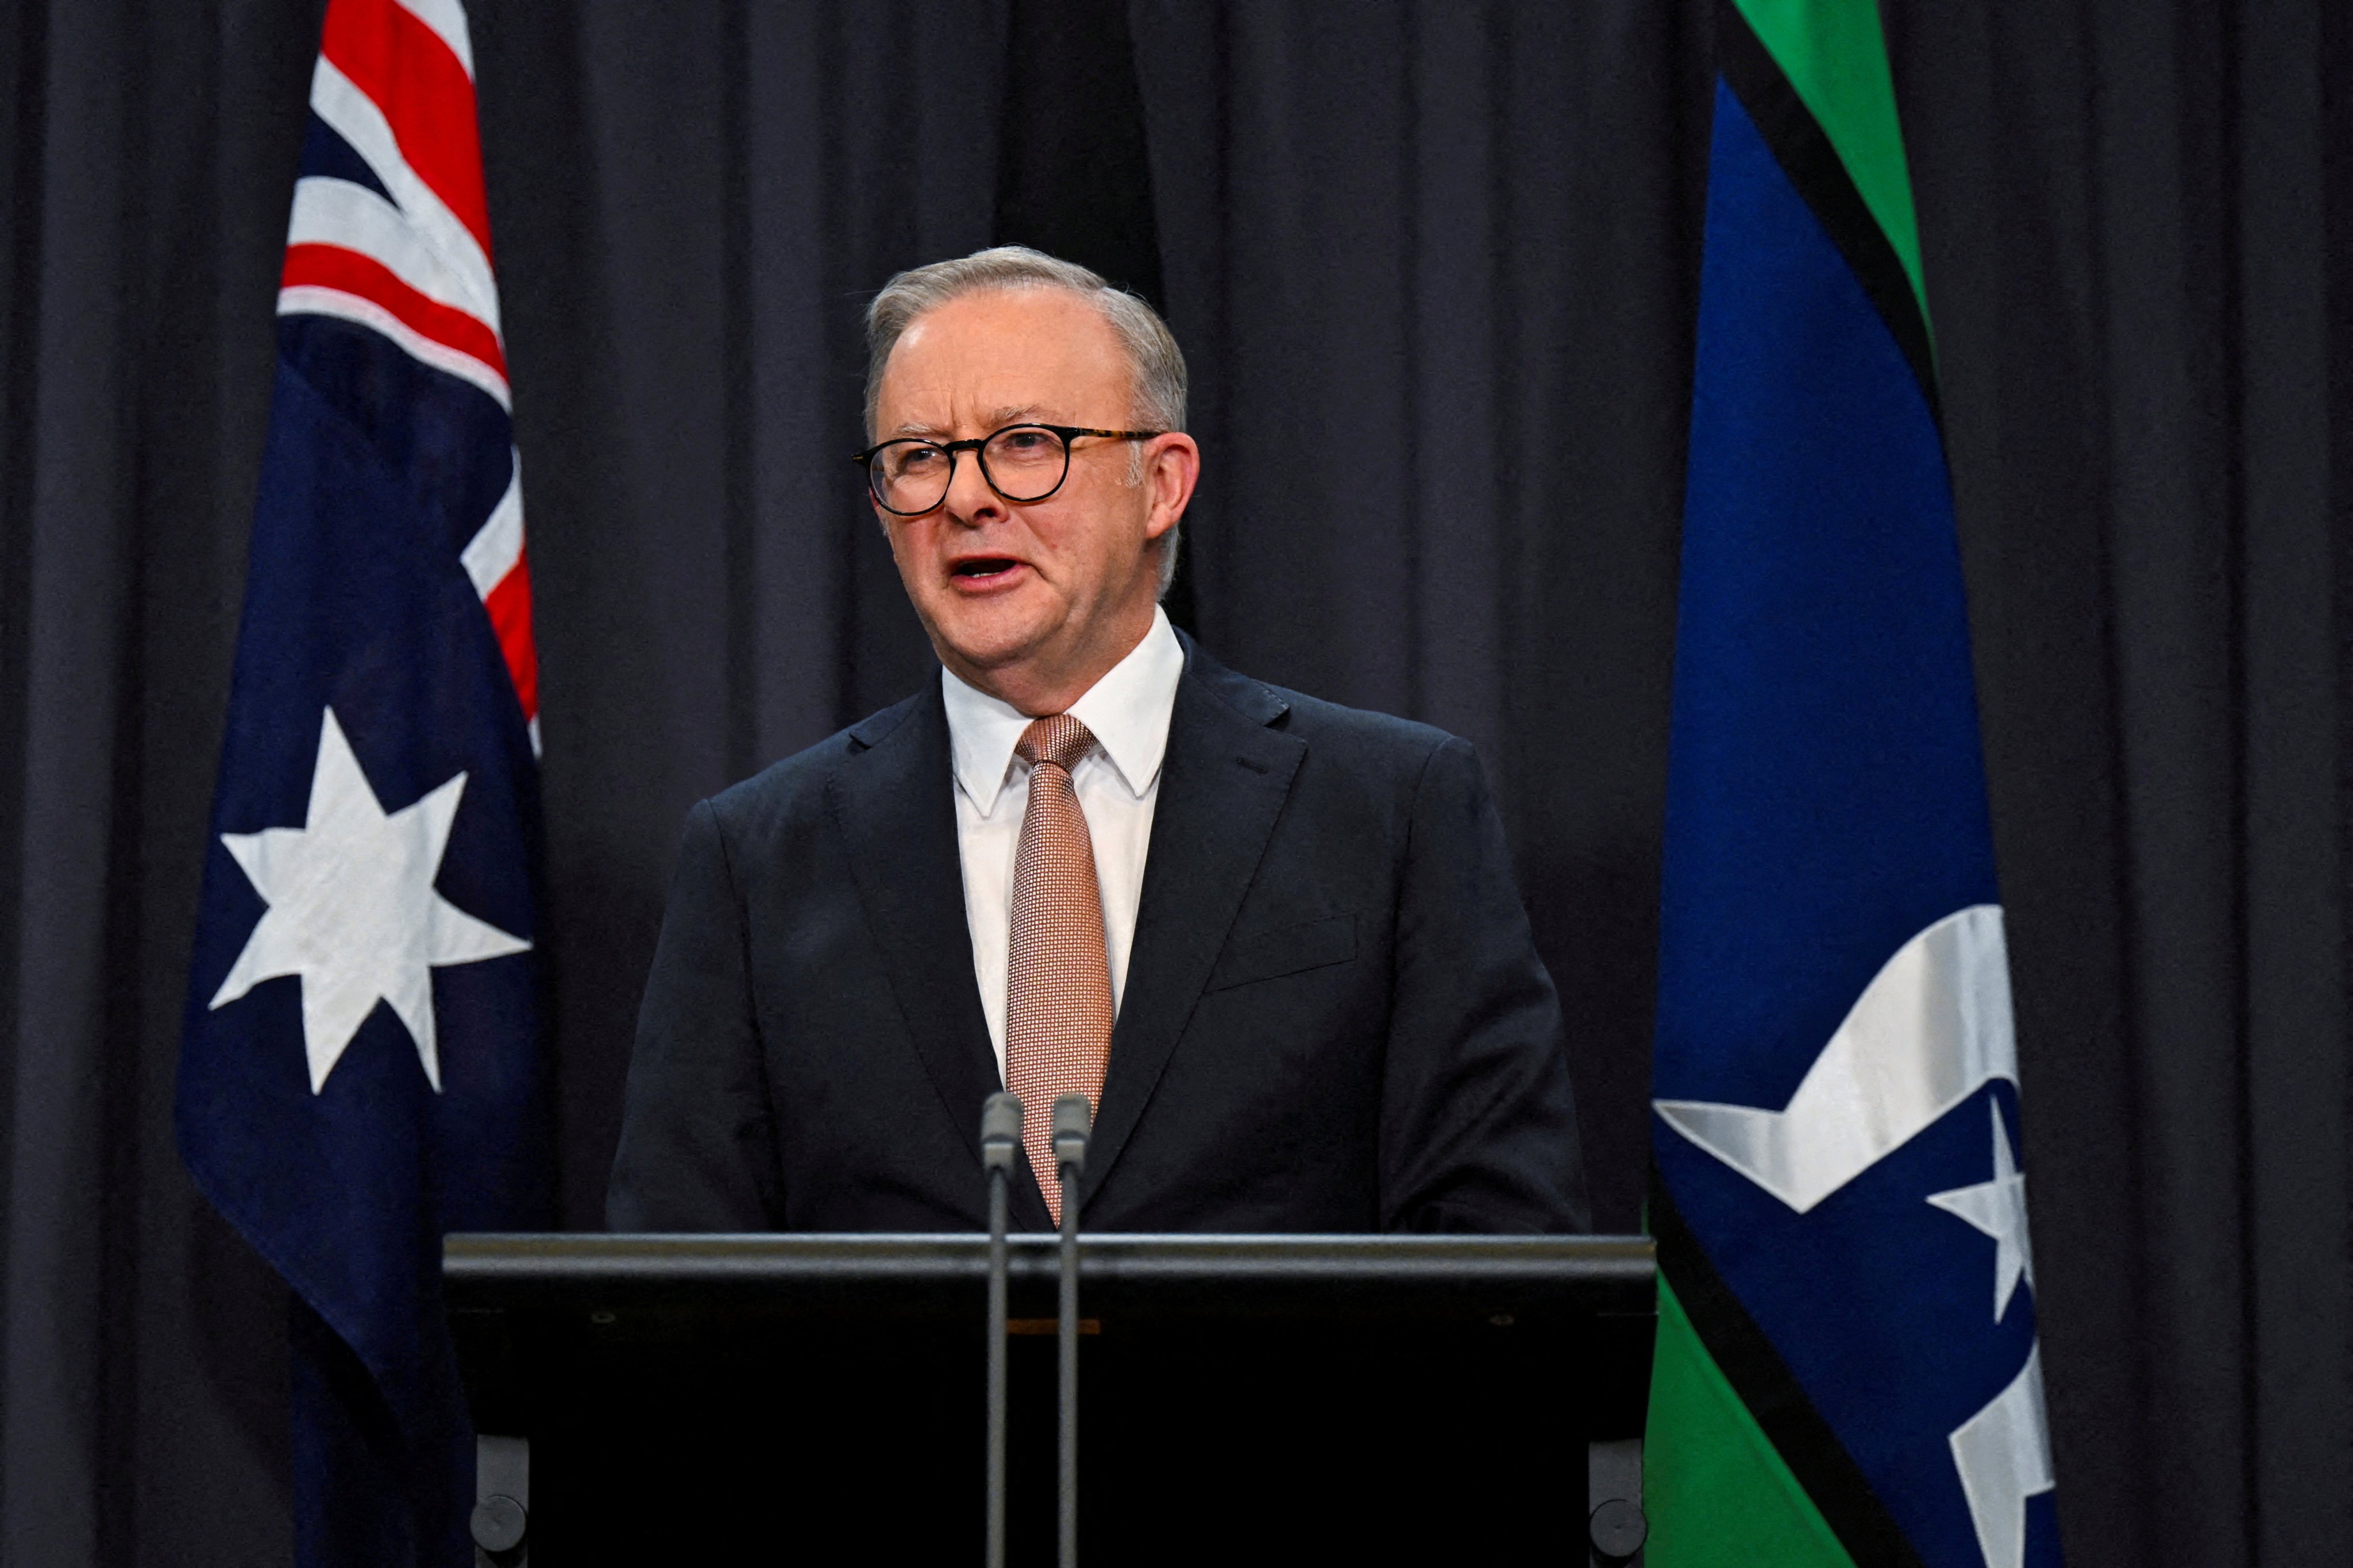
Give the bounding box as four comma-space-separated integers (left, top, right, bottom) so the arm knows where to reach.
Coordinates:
863, 246, 1189, 596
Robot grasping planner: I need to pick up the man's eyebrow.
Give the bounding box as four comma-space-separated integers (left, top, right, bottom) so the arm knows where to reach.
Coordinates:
888, 406, 1046, 440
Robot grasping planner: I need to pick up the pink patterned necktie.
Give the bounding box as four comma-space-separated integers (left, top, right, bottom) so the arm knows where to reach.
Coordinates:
1005, 713, 1113, 1224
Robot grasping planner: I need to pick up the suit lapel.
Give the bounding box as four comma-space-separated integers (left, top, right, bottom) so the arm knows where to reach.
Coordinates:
831, 685, 1054, 1223
1083, 644, 1304, 1204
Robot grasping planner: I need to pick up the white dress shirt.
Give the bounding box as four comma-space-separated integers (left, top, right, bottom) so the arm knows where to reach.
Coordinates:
942, 606, 1185, 1083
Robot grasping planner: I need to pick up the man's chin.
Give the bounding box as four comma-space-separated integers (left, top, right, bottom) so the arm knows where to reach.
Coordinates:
925, 603, 1055, 681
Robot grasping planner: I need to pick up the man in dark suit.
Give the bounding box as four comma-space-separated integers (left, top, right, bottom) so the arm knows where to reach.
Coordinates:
609, 247, 1587, 1235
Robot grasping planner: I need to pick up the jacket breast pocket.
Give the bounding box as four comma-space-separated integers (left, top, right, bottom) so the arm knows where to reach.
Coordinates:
1205, 913, 1357, 993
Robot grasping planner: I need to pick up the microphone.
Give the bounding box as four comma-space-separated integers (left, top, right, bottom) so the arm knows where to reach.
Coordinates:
979, 1091, 1022, 1568
1051, 1094, 1091, 1568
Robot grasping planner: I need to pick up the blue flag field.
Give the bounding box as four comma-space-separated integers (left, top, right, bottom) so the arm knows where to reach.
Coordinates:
176, 1, 550, 1562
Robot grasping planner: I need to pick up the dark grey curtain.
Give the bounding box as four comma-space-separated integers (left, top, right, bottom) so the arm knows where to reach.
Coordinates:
1, 1, 2345, 1565
1, 3, 323, 1563
1888, 4, 2353, 1563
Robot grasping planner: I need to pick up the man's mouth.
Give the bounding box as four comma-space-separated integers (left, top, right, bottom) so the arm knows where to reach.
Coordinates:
950, 557, 1023, 582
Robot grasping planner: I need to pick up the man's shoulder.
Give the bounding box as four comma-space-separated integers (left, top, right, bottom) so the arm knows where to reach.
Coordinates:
700, 689, 931, 829
1186, 644, 1460, 778
1272, 683, 1456, 758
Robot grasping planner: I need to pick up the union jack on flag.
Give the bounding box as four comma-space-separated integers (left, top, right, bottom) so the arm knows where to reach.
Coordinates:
178, 1, 551, 1562
284, 0, 537, 723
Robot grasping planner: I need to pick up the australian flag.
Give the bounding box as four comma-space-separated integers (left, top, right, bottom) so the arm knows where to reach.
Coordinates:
1642, 5, 2059, 1568
178, 1, 550, 1563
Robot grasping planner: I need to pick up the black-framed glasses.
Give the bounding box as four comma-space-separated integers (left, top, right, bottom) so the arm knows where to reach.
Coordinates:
850, 423, 1163, 516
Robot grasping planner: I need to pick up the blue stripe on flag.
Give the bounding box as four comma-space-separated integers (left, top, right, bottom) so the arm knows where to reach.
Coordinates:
1652, 82, 2058, 1568
1654, 82, 1996, 1113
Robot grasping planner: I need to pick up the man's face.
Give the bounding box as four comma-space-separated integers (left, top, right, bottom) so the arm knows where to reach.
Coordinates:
868, 288, 1196, 709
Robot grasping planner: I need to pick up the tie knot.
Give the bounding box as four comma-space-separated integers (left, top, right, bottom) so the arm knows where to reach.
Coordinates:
1016, 713, 1096, 774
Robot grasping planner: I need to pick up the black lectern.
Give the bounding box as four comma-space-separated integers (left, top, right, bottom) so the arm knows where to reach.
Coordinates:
445, 1233, 1654, 1567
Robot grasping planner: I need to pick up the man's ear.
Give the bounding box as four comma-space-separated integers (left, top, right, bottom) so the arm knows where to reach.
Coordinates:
1141, 433, 1201, 542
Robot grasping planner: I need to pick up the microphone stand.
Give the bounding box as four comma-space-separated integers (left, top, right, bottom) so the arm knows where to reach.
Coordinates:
1051, 1094, 1093, 1568
979, 1092, 1023, 1568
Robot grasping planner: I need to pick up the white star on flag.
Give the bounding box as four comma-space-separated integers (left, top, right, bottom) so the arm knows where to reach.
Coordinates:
1927, 1098, 2036, 1320
209, 707, 530, 1094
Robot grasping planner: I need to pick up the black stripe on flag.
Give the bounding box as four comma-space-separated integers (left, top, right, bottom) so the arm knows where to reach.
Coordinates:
1712, 0, 1943, 430
1652, 1171, 1930, 1568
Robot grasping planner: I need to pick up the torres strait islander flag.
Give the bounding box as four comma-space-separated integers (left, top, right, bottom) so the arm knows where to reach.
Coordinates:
177, 1, 549, 1563
1644, 4, 2060, 1568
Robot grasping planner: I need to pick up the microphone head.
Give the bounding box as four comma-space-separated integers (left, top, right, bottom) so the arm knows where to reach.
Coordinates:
980, 1091, 1023, 1169
1050, 1093, 1092, 1171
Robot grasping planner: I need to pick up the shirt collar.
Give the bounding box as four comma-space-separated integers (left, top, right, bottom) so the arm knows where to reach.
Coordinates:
941, 605, 1185, 816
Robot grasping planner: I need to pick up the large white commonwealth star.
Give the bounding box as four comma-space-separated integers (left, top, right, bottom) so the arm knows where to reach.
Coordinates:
209, 707, 530, 1093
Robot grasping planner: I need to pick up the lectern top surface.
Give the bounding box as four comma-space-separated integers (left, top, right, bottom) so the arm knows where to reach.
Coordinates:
443, 1231, 1655, 1319
448, 1230, 1649, 1273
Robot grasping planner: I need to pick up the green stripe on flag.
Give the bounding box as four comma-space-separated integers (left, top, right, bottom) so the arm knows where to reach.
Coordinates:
1727, 0, 1929, 332
1645, 1274, 1859, 1568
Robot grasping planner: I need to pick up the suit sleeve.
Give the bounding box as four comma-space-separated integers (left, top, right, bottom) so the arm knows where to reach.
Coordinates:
607, 799, 785, 1230
1379, 737, 1591, 1233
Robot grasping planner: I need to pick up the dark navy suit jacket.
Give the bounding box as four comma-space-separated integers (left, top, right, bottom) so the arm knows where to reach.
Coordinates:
607, 639, 1588, 1235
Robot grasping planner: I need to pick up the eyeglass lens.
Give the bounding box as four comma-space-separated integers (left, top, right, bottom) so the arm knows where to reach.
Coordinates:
869, 427, 1070, 513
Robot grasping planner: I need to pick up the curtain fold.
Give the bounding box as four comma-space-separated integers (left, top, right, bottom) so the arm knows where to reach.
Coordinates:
1886, 0, 2353, 1558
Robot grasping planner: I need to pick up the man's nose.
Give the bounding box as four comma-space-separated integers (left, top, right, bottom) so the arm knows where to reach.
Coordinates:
940, 447, 1004, 526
